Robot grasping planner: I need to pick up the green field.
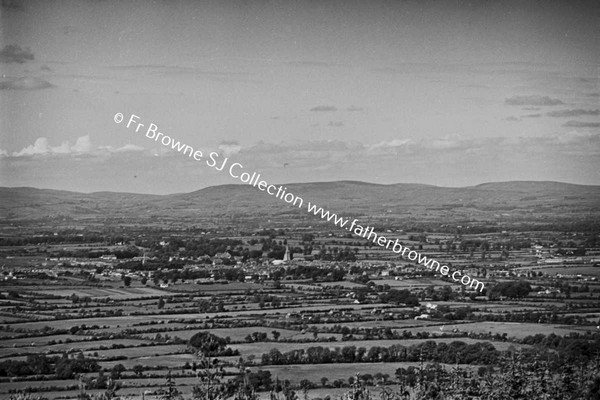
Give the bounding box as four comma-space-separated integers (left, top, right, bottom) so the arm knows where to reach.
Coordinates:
262, 361, 481, 384
426, 321, 596, 339
137, 327, 311, 342
229, 337, 525, 359
34, 286, 172, 299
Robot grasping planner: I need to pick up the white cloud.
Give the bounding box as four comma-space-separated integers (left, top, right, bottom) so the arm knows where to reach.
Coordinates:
72, 135, 93, 153
12, 136, 93, 157
218, 141, 242, 156
368, 139, 411, 153
13, 137, 51, 156
3, 132, 598, 192
10, 135, 145, 158
115, 144, 144, 152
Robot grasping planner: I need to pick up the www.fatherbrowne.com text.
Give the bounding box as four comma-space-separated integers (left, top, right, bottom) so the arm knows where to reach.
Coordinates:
114, 112, 485, 292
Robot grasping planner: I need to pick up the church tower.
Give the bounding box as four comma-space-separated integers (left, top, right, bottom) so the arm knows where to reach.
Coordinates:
283, 245, 290, 262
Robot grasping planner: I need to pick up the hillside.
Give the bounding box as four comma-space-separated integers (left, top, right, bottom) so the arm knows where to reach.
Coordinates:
1, 181, 599, 226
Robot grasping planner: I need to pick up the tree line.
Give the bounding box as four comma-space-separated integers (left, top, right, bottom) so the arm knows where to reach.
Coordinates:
259, 341, 500, 366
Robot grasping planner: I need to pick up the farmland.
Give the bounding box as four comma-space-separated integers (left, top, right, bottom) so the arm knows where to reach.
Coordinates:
0, 182, 599, 399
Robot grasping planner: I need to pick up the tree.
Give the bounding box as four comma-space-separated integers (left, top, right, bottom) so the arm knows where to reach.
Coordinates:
54, 353, 100, 379
299, 379, 315, 390
158, 298, 165, 309
110, 364, 126, 380
489, 281, 532, 299
272, 330, 281, 341
123, 275, 132, 287
26, 354, 52, 375
360, 374, 373, 385
133, 364, 144, 377
381, 289, 420, 306
321, 377, 329, 387
159, 369, 182, 400
192, 356, 229, 400
189, 332, 228, 357
248, 370, 273, 391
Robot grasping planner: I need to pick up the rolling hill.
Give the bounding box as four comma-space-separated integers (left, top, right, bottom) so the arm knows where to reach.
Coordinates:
0, 181, 599, 226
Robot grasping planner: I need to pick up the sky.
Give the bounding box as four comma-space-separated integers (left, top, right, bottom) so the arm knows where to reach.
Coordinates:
0, 0, 598, 194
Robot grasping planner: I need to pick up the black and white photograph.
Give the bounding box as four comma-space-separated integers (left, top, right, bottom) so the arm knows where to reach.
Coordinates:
0, 0, 599, 399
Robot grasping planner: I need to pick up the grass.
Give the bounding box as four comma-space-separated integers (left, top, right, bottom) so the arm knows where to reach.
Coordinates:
440, 321, 597, 339
1, 338, 150, 356
377, 278, 455, 287
309, 319, 439, 330
34, 286, 172, 299
229, 337, 525, 359
138, 327, 303, 342
94, 344, 186, 359
260, 361, 480, 385
317, 281, 366, 289
171, 282, 265, 292
0, 333, 87, 347
101, 353, 196, 369
548, 266, 600, 276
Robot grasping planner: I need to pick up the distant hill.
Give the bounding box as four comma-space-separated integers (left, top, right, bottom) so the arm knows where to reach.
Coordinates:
0, 181, 599, 225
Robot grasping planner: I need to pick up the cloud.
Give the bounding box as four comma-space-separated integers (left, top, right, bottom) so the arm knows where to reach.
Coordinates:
115, 144, 144, 152
218, 140, 242, 156
563, 121, 600, 128
221, 132, 600, 175
245, 140, 357, 154
310, 105, 337, 112
14, 136, 92, 157
428, 137, 466, 150
505, 95, 563, 106
367, 132, 599, 156
10, 135, 147, 158
547, 109, 600, 117
522, 113, 542, 118
368, 139, 411, 154
0, 77, 53, 90
71, 136, 92, 153
13, 138, 52, 156
0, 45, 33, 63
232, 139, 365, 169
328, 121, 344, 127
347, 105, 364, 112
4, 132, 598, 193
97, 144, 146, 154
1, 0, 24, 10
554, 130, 598, 145
505, 116, 520, 121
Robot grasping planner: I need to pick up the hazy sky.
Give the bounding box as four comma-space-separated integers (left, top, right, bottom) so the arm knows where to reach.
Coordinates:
0, 0, 598, 194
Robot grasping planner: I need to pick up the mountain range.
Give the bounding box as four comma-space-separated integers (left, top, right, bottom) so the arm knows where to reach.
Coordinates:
1, 181, 599, 226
